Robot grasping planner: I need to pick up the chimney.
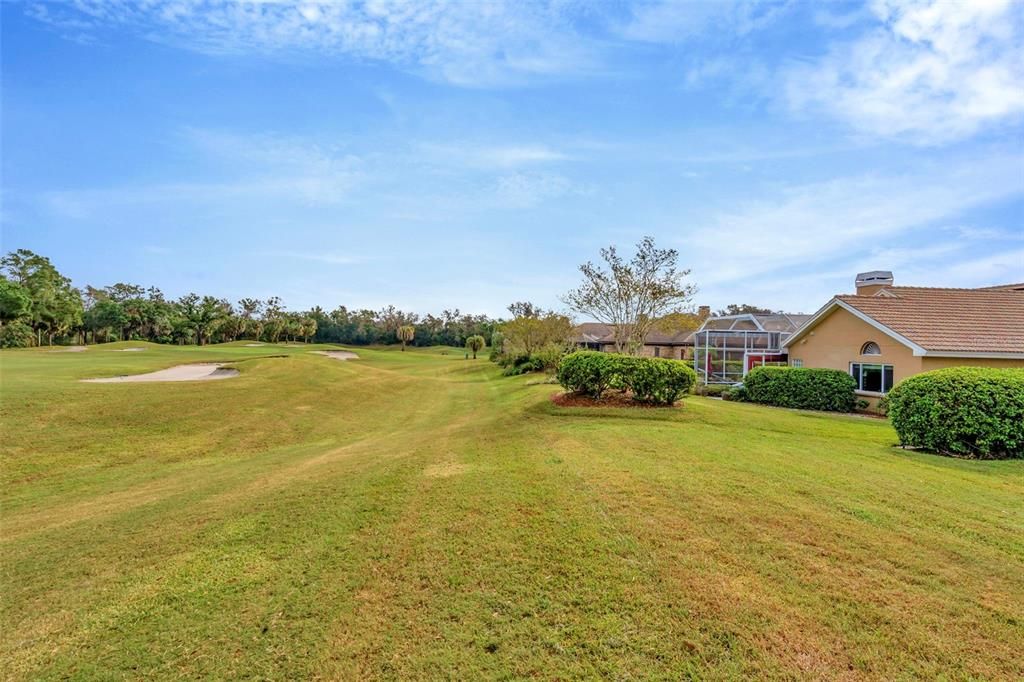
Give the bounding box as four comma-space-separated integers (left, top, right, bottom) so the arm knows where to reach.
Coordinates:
855, 271, 893, 296
698, 305, 711, 319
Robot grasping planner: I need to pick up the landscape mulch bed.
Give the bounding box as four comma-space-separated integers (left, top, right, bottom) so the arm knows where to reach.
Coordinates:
550, 391, 674, 409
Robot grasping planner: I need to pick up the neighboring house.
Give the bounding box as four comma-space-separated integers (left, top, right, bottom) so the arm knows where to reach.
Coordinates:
692, 312, 812, 384
573, 322, 697, 360
783, 271, 1024, 403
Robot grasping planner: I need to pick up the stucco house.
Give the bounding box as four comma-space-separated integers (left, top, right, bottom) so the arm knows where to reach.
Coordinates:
783, 272, 1024, 402
574, 322, 695, 359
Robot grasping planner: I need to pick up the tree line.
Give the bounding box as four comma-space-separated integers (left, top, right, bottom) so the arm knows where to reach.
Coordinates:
3, 241, 778, 357
0, 249, 495, 349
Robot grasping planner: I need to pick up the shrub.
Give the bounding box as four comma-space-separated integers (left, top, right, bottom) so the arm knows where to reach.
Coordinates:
744, 366, 856, 412
556, 351, 627, 398
622, 356, 696, 405
887, 367, 1024, 459
696, 384, 729, 397
556, 351, 695, 405
722, 384, 748, 402
0, 321, 34, 348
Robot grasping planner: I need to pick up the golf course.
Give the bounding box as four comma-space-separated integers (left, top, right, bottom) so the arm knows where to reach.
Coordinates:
1, 342, 1021, 680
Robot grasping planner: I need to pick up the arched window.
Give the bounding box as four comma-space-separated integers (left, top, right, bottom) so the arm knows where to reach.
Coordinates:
860, 341, 881, 356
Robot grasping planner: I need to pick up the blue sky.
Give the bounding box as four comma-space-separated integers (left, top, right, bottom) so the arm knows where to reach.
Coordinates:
2, 0, 1022, 316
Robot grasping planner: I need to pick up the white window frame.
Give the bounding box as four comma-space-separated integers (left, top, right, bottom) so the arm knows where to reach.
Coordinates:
790, 358, 803, 368
850, 362, 894, 395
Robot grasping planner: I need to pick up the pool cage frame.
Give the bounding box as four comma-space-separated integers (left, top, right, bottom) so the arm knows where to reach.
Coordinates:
692, 315, 791, 385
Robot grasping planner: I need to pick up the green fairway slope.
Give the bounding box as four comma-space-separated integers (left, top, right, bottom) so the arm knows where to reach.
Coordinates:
1, 344, 1022, 679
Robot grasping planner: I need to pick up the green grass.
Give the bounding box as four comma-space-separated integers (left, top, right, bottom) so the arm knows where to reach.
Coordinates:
2, 342, 1022, 679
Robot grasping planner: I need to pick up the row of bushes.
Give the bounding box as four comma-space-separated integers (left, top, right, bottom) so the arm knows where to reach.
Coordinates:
557, 351, 697, 405
496, 348, 564, 376
742, 366, 857, 412
888, 367, 1023, 459
729, 365, 1022, 459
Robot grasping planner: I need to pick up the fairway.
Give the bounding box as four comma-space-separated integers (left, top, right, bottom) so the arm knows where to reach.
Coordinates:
2, 343, 1022, 679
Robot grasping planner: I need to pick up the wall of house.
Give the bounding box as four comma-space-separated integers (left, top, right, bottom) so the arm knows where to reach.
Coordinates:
596, 343, 692, 360
920, 357, 1024, 371
787, 307, 1024, 408
638, 345, 687, 360
786, 307, 922, 386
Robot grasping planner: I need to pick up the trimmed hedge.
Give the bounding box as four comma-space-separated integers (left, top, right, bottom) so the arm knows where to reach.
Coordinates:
887, 367, 1024, 459
744, 366, 856, 412
556, 351, 696, 405
625, 355, 697, 404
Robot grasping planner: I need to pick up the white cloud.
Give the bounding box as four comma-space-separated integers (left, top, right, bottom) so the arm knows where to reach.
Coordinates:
417, 142, 570, 169
26, 0, 600, 87
619, 0, 793, 43
785, 0, 1024, 144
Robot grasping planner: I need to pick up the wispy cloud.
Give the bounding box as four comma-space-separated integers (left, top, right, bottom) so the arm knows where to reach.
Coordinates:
278, 251, 361, 266
784, 0, 1024, 144
26, 0, 602, 87
417, 142, 570, 169
684, 152, 1024, 290
618, 0, 793, 43
41, 128, 363, 217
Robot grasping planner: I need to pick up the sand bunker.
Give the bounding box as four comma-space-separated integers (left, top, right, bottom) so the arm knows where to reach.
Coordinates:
312, 350, 359, 361
110, 347, 146, 352
82, 363, 238, 383
49, 346, 87, 353
244, 343, 265, 347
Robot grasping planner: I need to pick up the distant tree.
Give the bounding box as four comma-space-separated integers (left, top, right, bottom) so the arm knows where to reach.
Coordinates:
1, 249, 83, 345
88, 300, 128, 342
716, 303, 776, 316
397, 324, 415, 351
238, 298, 263, 340
263, 297, 285, 343
0, 277, 31, 327
301, 317, 318, 343
507, 301, 543, 319
500, 307, 573, 356
563, 236, 697, 355
465, 334, 485, 359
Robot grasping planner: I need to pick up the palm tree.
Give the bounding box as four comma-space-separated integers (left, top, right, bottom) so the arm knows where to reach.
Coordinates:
465, 334, 485, 359
397, 324, 415, 351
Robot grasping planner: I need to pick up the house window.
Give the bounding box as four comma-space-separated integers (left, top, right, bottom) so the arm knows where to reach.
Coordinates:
654, 347, 661, 357
790, 359, 803, 368
860, 341, 881, 356
850, 363, 894, 393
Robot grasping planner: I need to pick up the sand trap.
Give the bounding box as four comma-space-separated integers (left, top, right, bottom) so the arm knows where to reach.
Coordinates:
244, 343, 265, 347
82, 363, 238, 383
49, 346, 87, 353
110, 347, 146, 352
312, 350, 359, 361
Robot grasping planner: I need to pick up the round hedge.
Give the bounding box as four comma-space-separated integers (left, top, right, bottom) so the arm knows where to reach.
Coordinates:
887, 367, 1024, 459
556, 351, 696, 405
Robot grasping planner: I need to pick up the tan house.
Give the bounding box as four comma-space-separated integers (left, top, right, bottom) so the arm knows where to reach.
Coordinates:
784, 272, 1024, 402
574, 322, 696, 360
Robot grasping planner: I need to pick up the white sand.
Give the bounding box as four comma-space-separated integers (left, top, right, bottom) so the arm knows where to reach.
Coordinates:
82, 363, 239, 383
244, 343, 265, 347
312, 350, 359, 361
110, 347, 146, 352
49, 346, 87, 353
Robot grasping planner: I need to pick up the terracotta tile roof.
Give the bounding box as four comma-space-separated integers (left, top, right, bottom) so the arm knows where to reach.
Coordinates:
836, 287, 1024, 354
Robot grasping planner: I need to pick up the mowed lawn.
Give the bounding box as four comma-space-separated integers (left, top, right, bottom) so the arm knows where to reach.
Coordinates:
1, 343, 1022, 680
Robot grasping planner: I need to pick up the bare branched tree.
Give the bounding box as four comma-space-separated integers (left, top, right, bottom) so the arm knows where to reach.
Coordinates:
562, 236, 697, 355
